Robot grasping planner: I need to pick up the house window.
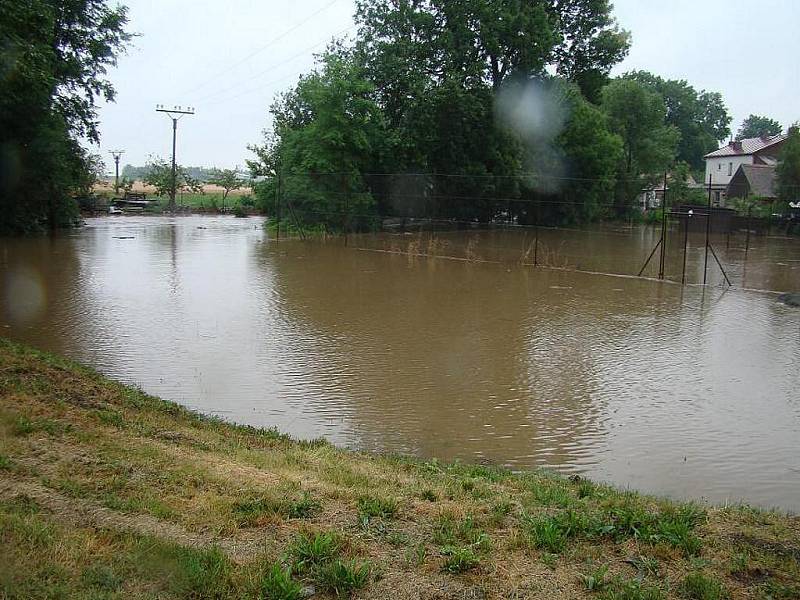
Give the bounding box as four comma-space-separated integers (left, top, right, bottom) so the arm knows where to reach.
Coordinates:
718, 163, 721, 170
728, 162, 733, 176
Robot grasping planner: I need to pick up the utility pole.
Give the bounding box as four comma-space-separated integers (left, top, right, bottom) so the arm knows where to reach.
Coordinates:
109, 150, 124, 194
155, 104, 195, 212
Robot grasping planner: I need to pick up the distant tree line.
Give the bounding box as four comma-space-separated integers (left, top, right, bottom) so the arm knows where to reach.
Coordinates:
120, 164, 237, 183
246, 0, 749, 229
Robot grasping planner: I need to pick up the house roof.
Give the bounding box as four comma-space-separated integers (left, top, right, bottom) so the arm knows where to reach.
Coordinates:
704, 134, 787, 158
729, 164, 777, 198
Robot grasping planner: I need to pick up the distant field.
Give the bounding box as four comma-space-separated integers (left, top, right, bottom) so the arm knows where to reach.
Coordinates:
94, 181, 251, 197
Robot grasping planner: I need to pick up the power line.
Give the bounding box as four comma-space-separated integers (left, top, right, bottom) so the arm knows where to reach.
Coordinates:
199, 24, 356, 107
178, 0, 342, 98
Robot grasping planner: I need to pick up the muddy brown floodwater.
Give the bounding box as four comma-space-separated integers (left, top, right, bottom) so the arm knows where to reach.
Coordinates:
2, 216, 799, 510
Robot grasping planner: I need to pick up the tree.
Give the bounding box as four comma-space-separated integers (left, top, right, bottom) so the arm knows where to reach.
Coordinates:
776, 125, 800, 202
143, 157, 203, 202
0, 0, 131, 233
208, 168, 245, 210
251, 50, 391, 228
624, 71, 731, 169
601, 79, 680, 215
736, 115, 782, 140
550, 0, 631, 103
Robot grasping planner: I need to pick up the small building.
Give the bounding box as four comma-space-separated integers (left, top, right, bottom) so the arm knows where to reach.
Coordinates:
703, 133, 787, 206
726, 164, 777, 200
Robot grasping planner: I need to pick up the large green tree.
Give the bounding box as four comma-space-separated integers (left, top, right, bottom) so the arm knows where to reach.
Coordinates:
252, 50, 391, 228
624, 71, 730, 170
776, 125, 800, 202
736, 114, 782, 140
0, 0, 131, 233
600, 78, 679, 215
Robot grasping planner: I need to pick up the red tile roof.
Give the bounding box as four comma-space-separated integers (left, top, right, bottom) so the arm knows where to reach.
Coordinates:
704, 134, 787, 158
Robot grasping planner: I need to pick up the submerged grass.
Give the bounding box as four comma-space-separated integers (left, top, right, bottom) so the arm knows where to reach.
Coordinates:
1, 337, 799, 599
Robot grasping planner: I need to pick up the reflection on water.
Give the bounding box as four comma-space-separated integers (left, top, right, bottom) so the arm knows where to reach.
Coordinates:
1, 216, 799, 510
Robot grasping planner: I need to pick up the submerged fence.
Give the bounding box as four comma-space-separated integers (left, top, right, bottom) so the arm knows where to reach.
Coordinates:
266, 171, 800, 291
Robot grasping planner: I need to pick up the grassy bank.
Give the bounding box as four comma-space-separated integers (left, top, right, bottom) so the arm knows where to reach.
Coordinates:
0, 338, 798, 599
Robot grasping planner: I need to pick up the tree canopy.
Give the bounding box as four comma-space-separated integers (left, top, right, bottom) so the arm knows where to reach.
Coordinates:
0, 0, 131, 233
624, 71, 730, 170
250, 0, 645, 226
776, 125, 800, 202
736, 114, 782, 140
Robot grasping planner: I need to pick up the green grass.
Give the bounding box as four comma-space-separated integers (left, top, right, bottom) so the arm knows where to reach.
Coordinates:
680, 572, 728, 599
316, 559, 371, 596
440, 545, 480, 573
285, 531, 342, 575
259, 563, 304, 600
356, 495, 398, 521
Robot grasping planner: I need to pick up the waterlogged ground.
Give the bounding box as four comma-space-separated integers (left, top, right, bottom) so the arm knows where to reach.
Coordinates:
1, 216, 799, 510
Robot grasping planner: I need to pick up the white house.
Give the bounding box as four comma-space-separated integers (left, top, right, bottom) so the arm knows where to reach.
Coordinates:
703, 133, 787, 206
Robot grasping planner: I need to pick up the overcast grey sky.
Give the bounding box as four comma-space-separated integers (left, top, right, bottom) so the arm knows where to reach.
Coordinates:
96, 0, 800, 172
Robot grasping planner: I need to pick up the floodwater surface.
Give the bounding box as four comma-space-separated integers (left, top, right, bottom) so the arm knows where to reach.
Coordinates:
2, 216, 799, 510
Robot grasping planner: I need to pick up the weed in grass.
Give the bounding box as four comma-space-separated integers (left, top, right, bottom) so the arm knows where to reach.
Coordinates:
434, 514, 491, 553
656, 518, 702, 556
12, 416, 36, 436
82, 564, 122, 591
578, 480, 598, 499
420, 489, 437, 502
93, 408, 125, 428
527, 516, 568, 553
628, 555, 660, 577
0, 454, 11, 470
316, 559, 370, 596
232, 496, 284, 526
760, 580, 800, 599
286, 492, 321, 519
581, 565, 609, 591
357, 496, 398, 520
131, 541, 234, 599
540, 552, 558, 569
286, 531, 341, 575
404, 542, 427, 568
530, 482, 575, 508
728, 552, 749, 574
601, 578, 664, 600
440, 545, 480, 573
260, 563, 304, 600
524, 510, 597, 553
680, 572, 728, 600
1, 494, 40, 515
386, 531, 410, 546
489, 500, 513, 526
12, 416, 69, 437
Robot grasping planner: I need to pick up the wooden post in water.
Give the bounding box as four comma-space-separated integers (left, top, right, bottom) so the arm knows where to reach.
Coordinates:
681, 212, 689, 285
745, 205, 751, 256
275, 170, 281, 242
658, 171, 668, 279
